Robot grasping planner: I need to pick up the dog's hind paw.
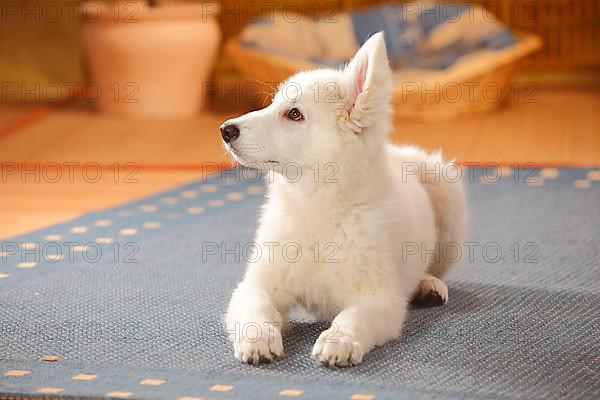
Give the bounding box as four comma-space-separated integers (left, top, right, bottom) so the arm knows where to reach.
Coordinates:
411, 274, 448, 307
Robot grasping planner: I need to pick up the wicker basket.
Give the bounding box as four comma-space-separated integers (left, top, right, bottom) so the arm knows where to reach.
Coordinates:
473, 0, 600, 73
225, 33, 542, 121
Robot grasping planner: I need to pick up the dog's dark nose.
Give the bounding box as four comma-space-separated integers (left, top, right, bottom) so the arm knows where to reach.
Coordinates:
220, 123, 240, 143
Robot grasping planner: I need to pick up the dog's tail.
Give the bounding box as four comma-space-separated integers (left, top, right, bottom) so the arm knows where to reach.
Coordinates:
391, 146, 468, 278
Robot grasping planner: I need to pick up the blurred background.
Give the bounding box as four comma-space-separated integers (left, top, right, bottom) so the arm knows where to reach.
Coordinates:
0, 0, 598, 238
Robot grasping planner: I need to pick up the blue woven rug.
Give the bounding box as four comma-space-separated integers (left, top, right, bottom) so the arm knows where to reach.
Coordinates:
1, 167, 599, 400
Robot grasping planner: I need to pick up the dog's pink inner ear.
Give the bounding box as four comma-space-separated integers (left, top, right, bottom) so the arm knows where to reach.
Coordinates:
347, 58, 368, 111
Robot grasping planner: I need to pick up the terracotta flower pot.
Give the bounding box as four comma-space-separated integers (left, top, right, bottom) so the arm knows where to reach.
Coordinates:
81, 2, 220, 118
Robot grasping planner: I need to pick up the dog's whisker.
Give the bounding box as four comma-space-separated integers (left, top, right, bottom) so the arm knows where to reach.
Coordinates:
246, 78, 277, 101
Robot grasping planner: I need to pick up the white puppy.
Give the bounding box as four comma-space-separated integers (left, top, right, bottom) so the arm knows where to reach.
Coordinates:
221, 32, 467, 367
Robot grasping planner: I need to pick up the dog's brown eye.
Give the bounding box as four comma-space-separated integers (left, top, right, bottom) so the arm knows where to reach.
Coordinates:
286, 108, 304, 121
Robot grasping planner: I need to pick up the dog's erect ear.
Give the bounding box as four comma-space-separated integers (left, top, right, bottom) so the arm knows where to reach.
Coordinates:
341, 32, 392, 133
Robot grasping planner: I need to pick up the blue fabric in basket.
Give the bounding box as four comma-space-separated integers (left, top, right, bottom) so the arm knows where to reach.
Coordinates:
241, 1, 516, 70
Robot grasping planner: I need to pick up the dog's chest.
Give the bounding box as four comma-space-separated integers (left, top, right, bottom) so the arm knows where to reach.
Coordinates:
256, 192, 398, 307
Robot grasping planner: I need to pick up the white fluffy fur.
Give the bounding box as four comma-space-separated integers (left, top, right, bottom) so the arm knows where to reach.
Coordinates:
222, 32, 467, 367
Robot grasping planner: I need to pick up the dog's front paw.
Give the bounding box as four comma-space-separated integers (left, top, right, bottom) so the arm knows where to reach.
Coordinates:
312, 328, 364, 367
233, 326, 284, 365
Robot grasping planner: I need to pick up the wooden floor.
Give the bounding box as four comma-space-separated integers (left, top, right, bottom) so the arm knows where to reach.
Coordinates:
1, 86, 599, 239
